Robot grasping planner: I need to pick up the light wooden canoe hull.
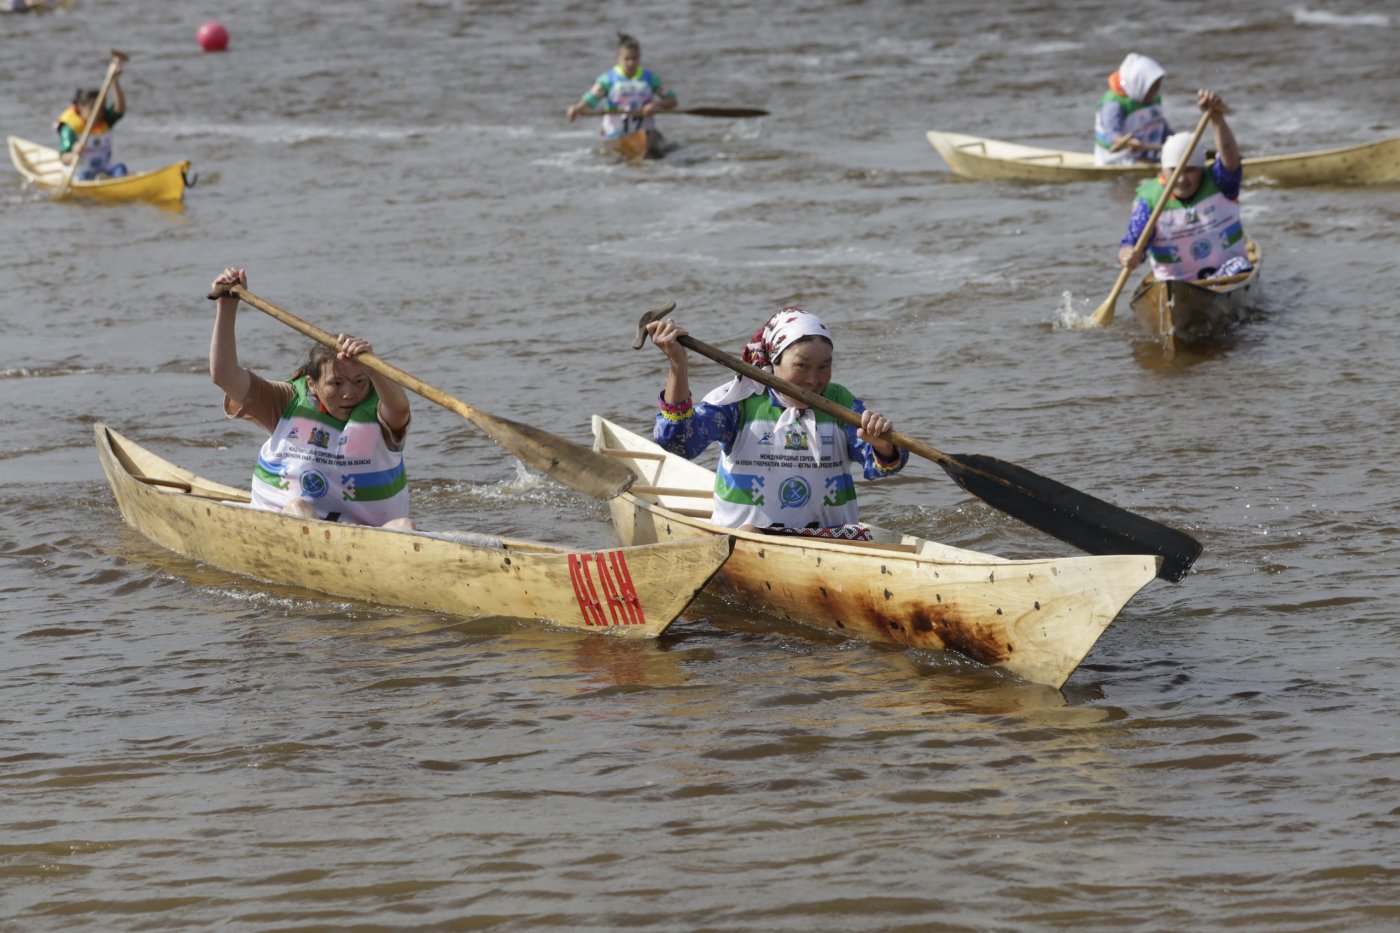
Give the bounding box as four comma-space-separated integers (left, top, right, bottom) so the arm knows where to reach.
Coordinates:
8, 135, 190, 204
1130, 240, 1263, 353
96, 424, 732, 637
602, 129, 649, 163
926, 130, 1400, 186
592, 417, 1160, 688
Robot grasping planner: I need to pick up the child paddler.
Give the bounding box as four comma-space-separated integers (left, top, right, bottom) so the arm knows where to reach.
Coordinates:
1093, 52, 1171, 166
565, 32, 678, 158
1116, 89, 1252, 282
56, 60, 128, 180
645, 308, 907, 540
208, 268, 415, 530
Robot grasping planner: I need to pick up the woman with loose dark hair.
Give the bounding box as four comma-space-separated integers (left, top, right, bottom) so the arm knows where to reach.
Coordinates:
208, 267, 415, 530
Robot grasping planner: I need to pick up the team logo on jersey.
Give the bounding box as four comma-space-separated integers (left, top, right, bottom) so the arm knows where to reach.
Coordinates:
1192, 238, 1212, 260
778, 476, 811, 510
757, 431, 775, 446
299, 469, 329, 500
783, 430, 809, 452
309, 426, 331, 449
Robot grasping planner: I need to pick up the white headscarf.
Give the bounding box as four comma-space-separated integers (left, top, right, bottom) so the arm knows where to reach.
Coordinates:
1160, 132, 1206, 169
702, 308, 833, 463
1118, 53, 1166, 103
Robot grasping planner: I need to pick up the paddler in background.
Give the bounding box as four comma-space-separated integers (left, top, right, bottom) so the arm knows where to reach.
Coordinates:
566, 32, 679, 159
208, 267, 416, 530
1093, 52, 1171, 166
644, 308, 907, 541
56, 58, 128, 179
1116, 89, 1252, 281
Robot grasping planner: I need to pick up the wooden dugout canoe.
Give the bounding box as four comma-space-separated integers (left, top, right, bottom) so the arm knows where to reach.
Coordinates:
925, 130, 1400, 186
592, 417, 1161, 689
602, 128, 650, 163
1130, 239, 1263, 354
8, 135, 190, 204
96, 424, 732, 636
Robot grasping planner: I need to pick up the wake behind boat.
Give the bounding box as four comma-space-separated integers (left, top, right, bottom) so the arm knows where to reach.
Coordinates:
96, 424, 732, 636
592, 416, 1161, 689
8, 135, 190, 204
926, 130, 1400, 186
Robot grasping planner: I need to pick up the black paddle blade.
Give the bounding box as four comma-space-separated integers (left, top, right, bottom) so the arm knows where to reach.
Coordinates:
941, 453, 1202, 583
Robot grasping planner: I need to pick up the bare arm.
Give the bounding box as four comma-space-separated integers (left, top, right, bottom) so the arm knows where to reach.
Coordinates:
209, 267, 251, 403
647, 318, 691, 404
108, 63, 125, 117
566, 82, 608, 121
1198, 89, 1239, 171
336, 335, 411, 436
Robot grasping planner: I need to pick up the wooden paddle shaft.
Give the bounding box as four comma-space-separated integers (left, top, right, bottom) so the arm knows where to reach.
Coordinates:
578, 107, 767, 118
212, 285, 490, 423
666, 330, 952, 469
57, 50, 128, 195
207, 283, 636, 501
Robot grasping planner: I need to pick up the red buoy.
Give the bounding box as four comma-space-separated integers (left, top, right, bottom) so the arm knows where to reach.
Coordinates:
197, 21, 229, 52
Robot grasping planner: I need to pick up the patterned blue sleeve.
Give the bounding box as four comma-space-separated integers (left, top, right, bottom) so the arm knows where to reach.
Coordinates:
1121, 196, 1154, 247
652, 392, 740, 460
1213, 158, 1243, 199
844, 398, 910, 480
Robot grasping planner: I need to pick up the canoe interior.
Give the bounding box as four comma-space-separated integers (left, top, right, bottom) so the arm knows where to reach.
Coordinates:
8, 135, 190, 204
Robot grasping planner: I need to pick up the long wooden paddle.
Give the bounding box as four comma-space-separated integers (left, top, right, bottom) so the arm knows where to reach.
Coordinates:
1088, 108, 1215, 327
634, 303, 1201, 582
55, 50, 127, 198
206, 284, 636, 501
578, 106, 768, 118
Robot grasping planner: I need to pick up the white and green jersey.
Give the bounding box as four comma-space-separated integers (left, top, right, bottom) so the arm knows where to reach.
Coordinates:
251, 376, 409, 525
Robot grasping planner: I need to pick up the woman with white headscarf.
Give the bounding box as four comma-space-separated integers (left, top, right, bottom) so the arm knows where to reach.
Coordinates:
646, 308, 907, 539
1093, 52, 1171, 166
1116, 89, 1252, 281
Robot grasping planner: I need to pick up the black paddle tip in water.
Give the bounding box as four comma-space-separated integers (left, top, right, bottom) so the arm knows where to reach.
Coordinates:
940, 453, 1202, 583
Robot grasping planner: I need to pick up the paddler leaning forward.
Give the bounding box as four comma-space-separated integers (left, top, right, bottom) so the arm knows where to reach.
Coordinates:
644, 308, 908, 541
1116, 89, 1253, 282
208, 267, 415, 530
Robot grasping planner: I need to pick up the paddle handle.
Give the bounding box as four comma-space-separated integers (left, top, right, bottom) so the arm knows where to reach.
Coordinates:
662, 330, 949, 469
208, 284, 487, 424
1089, 109, 1215, 327
56, 50, 127, 197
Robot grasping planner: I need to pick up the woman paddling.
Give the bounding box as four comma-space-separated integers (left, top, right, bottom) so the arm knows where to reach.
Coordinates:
645, 308, 907, 540
1093, 52, 1171, 166
209, 267, 415, 530
1116, 89, 1252, 281
566, 32, 679, 159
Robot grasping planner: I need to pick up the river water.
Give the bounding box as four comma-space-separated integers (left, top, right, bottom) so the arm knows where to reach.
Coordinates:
3, 1, 1399, 929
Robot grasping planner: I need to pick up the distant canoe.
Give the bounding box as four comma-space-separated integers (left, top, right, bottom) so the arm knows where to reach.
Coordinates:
602, 128, 650, 163
8, 135, 190, 204
95, 424, 732, 637
1130, 240, 1264, 355
592, 416, 1161, 689
926, 130, 1400, 186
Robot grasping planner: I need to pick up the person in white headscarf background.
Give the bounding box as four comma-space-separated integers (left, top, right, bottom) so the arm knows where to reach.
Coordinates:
646, 309, 907, 540
1116, 89, 1252, 282
1093, 52, 1171, 165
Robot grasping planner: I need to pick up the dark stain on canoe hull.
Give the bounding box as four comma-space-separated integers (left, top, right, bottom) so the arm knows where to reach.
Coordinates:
717, 574, 1014, 668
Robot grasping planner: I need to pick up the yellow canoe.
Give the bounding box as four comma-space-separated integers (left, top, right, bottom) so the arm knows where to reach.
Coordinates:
592, 416, 1160, 688
926, 130, 1400, 186
96, 424, 733, 637
8, 134, 190, 204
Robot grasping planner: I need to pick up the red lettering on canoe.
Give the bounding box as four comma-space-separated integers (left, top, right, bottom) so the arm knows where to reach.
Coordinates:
568, 551, 647, 626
